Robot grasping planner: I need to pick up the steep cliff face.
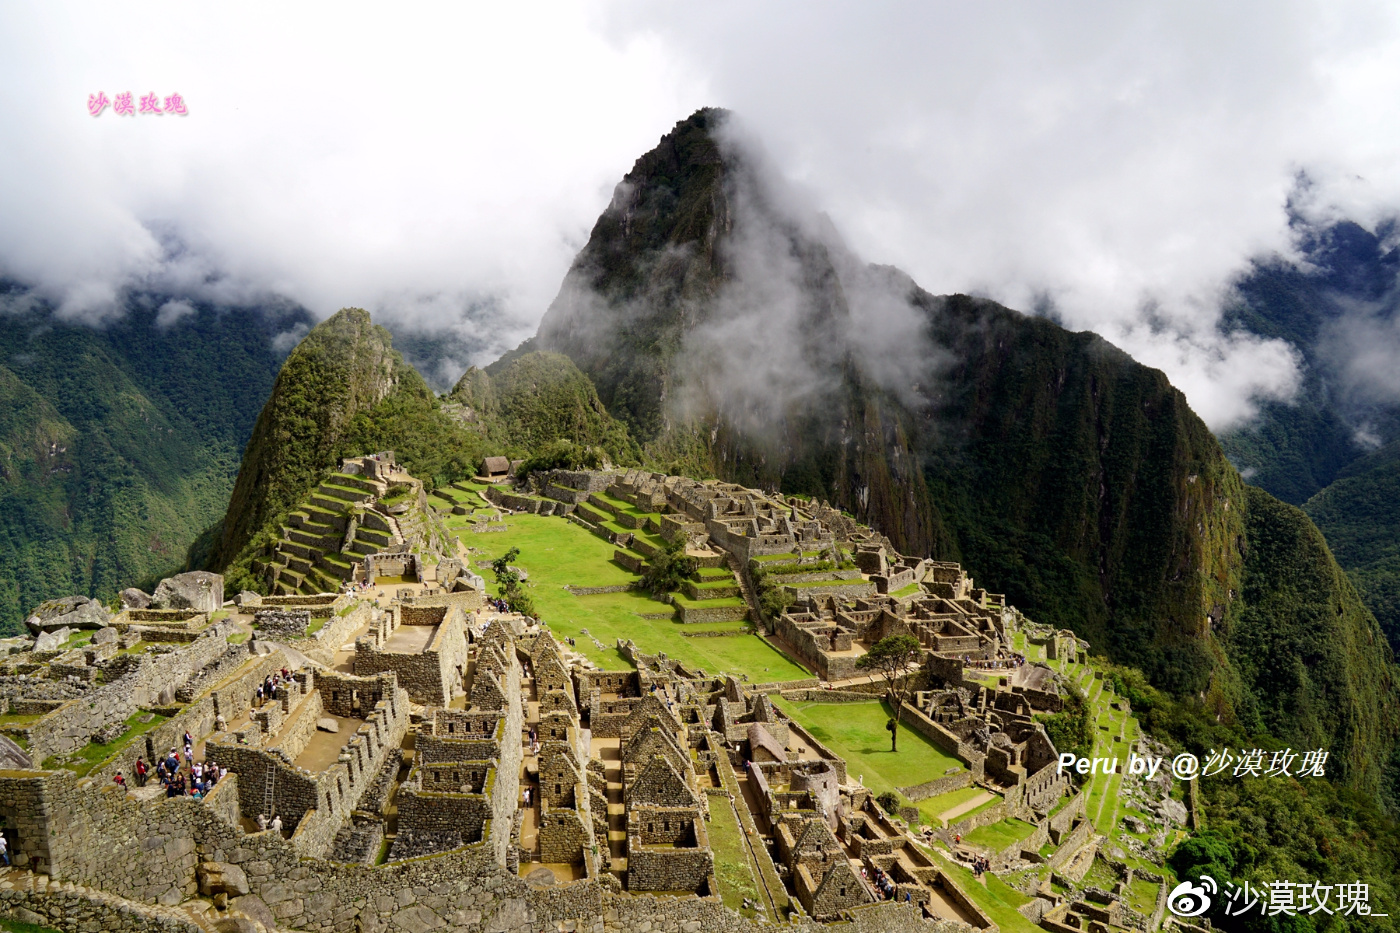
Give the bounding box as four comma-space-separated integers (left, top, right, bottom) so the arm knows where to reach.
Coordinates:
209, 308, 401, 570
527, 109, 1398, 785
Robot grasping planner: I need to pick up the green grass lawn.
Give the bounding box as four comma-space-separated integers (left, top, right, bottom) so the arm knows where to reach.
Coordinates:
918, 784, 1001, 826
1126, 877, 1160, 914
706, 797, 764, 915
890, 581, 923, 599
986, 873, 1033, 908
771, 697, 964, 799
455, 514, 807, 682
964, 818, 1038, 852
1, 918, 65, 933
0, 712, 45, 726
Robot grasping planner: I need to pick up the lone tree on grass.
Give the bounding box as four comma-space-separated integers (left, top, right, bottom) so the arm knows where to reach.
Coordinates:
856, 633, 923, 752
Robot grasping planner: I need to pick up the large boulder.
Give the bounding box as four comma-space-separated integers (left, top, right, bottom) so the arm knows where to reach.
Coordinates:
119, 587, 152, 610
151, 571, 224, 614
33, 627, 71, 653
92, 626, 118, 645
198, 861, 251, 897
24, 595, 110, 633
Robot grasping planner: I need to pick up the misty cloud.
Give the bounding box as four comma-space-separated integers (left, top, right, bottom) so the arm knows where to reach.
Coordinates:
1322, 295, 1400, 406
3, 3, 1400, 429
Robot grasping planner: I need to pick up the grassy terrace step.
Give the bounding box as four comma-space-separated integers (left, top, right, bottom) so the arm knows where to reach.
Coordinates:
285, 554, 314, 575
289, 529, 338, 549
318, 482, 371, 502
575, 503, 612, 526
694, 567, 735, 582
682, 579, 742, 600
298, 504, 342, 525
310, 493, 354, 514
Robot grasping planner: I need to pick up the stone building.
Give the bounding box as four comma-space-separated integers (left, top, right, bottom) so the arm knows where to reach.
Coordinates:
353, 600, 470, 707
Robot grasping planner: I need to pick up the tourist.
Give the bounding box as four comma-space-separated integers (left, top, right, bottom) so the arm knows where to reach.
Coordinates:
257, 814, 268, 831
183, 731, 193, 749
113, 772, 126, 788
215, 713, 226, 732
255, 685, 264, 707
0, 834, 8, 865
271, 815, 283, 834
134, 757, 148, 787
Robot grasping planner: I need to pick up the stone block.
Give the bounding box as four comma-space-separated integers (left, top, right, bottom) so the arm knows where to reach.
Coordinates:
198, 860, 251, 897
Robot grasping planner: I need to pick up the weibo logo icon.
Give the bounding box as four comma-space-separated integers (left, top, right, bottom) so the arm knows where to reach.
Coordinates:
1167, 877, 1218, 917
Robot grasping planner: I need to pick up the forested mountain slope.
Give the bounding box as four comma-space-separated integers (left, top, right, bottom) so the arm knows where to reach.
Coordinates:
1219, 219, 1400, 648
0, 283, 308, 633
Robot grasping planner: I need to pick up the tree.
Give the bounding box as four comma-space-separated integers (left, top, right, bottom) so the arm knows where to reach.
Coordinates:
641, 537, 698, 596
491, 547, 536, 617
856, 633, 923, 751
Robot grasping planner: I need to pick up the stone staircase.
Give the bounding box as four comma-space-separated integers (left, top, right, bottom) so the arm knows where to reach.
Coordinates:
260, 472, 404, 596
0, 866, 279, 933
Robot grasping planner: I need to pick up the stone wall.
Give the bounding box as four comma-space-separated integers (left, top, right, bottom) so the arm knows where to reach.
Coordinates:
0, 881, 203, 933
26, 621, 238, 764
394, 764, 498, 851
898, 769, 971, 803
255, 609, 311, 637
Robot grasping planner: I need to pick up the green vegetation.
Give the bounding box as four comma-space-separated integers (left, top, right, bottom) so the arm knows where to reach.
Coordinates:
465, 351, 640, 467
1037, 682, 1093, 778
0, 918, 65, 933
0, 290, 296, 633
640, 536, 698, 596
706, 797, 764, 914
491, 547, 536, 618
855, 633, 922, 751
450, 513, 804, 681
770, 696, 963, 805
1304, 440, 1400, 651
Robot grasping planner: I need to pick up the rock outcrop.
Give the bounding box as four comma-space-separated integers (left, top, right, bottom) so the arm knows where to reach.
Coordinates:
119, 587, 152, 609
151, 572, 224, 614
25, 595, 110, 633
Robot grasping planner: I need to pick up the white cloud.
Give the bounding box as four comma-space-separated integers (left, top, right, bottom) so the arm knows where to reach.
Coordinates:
3, 2, 1400, 428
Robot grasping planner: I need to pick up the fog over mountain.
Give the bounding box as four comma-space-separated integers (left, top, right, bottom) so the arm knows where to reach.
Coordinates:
3, 2, 1400, 429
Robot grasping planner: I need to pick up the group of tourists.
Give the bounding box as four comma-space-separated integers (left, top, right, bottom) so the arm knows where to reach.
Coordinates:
255, 668, 294, 707
863, 864, 907, 901
970, 855, 991, 877
117, 738, 227, 801
255, 814, 284, 835
963, 654, 1025, 670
